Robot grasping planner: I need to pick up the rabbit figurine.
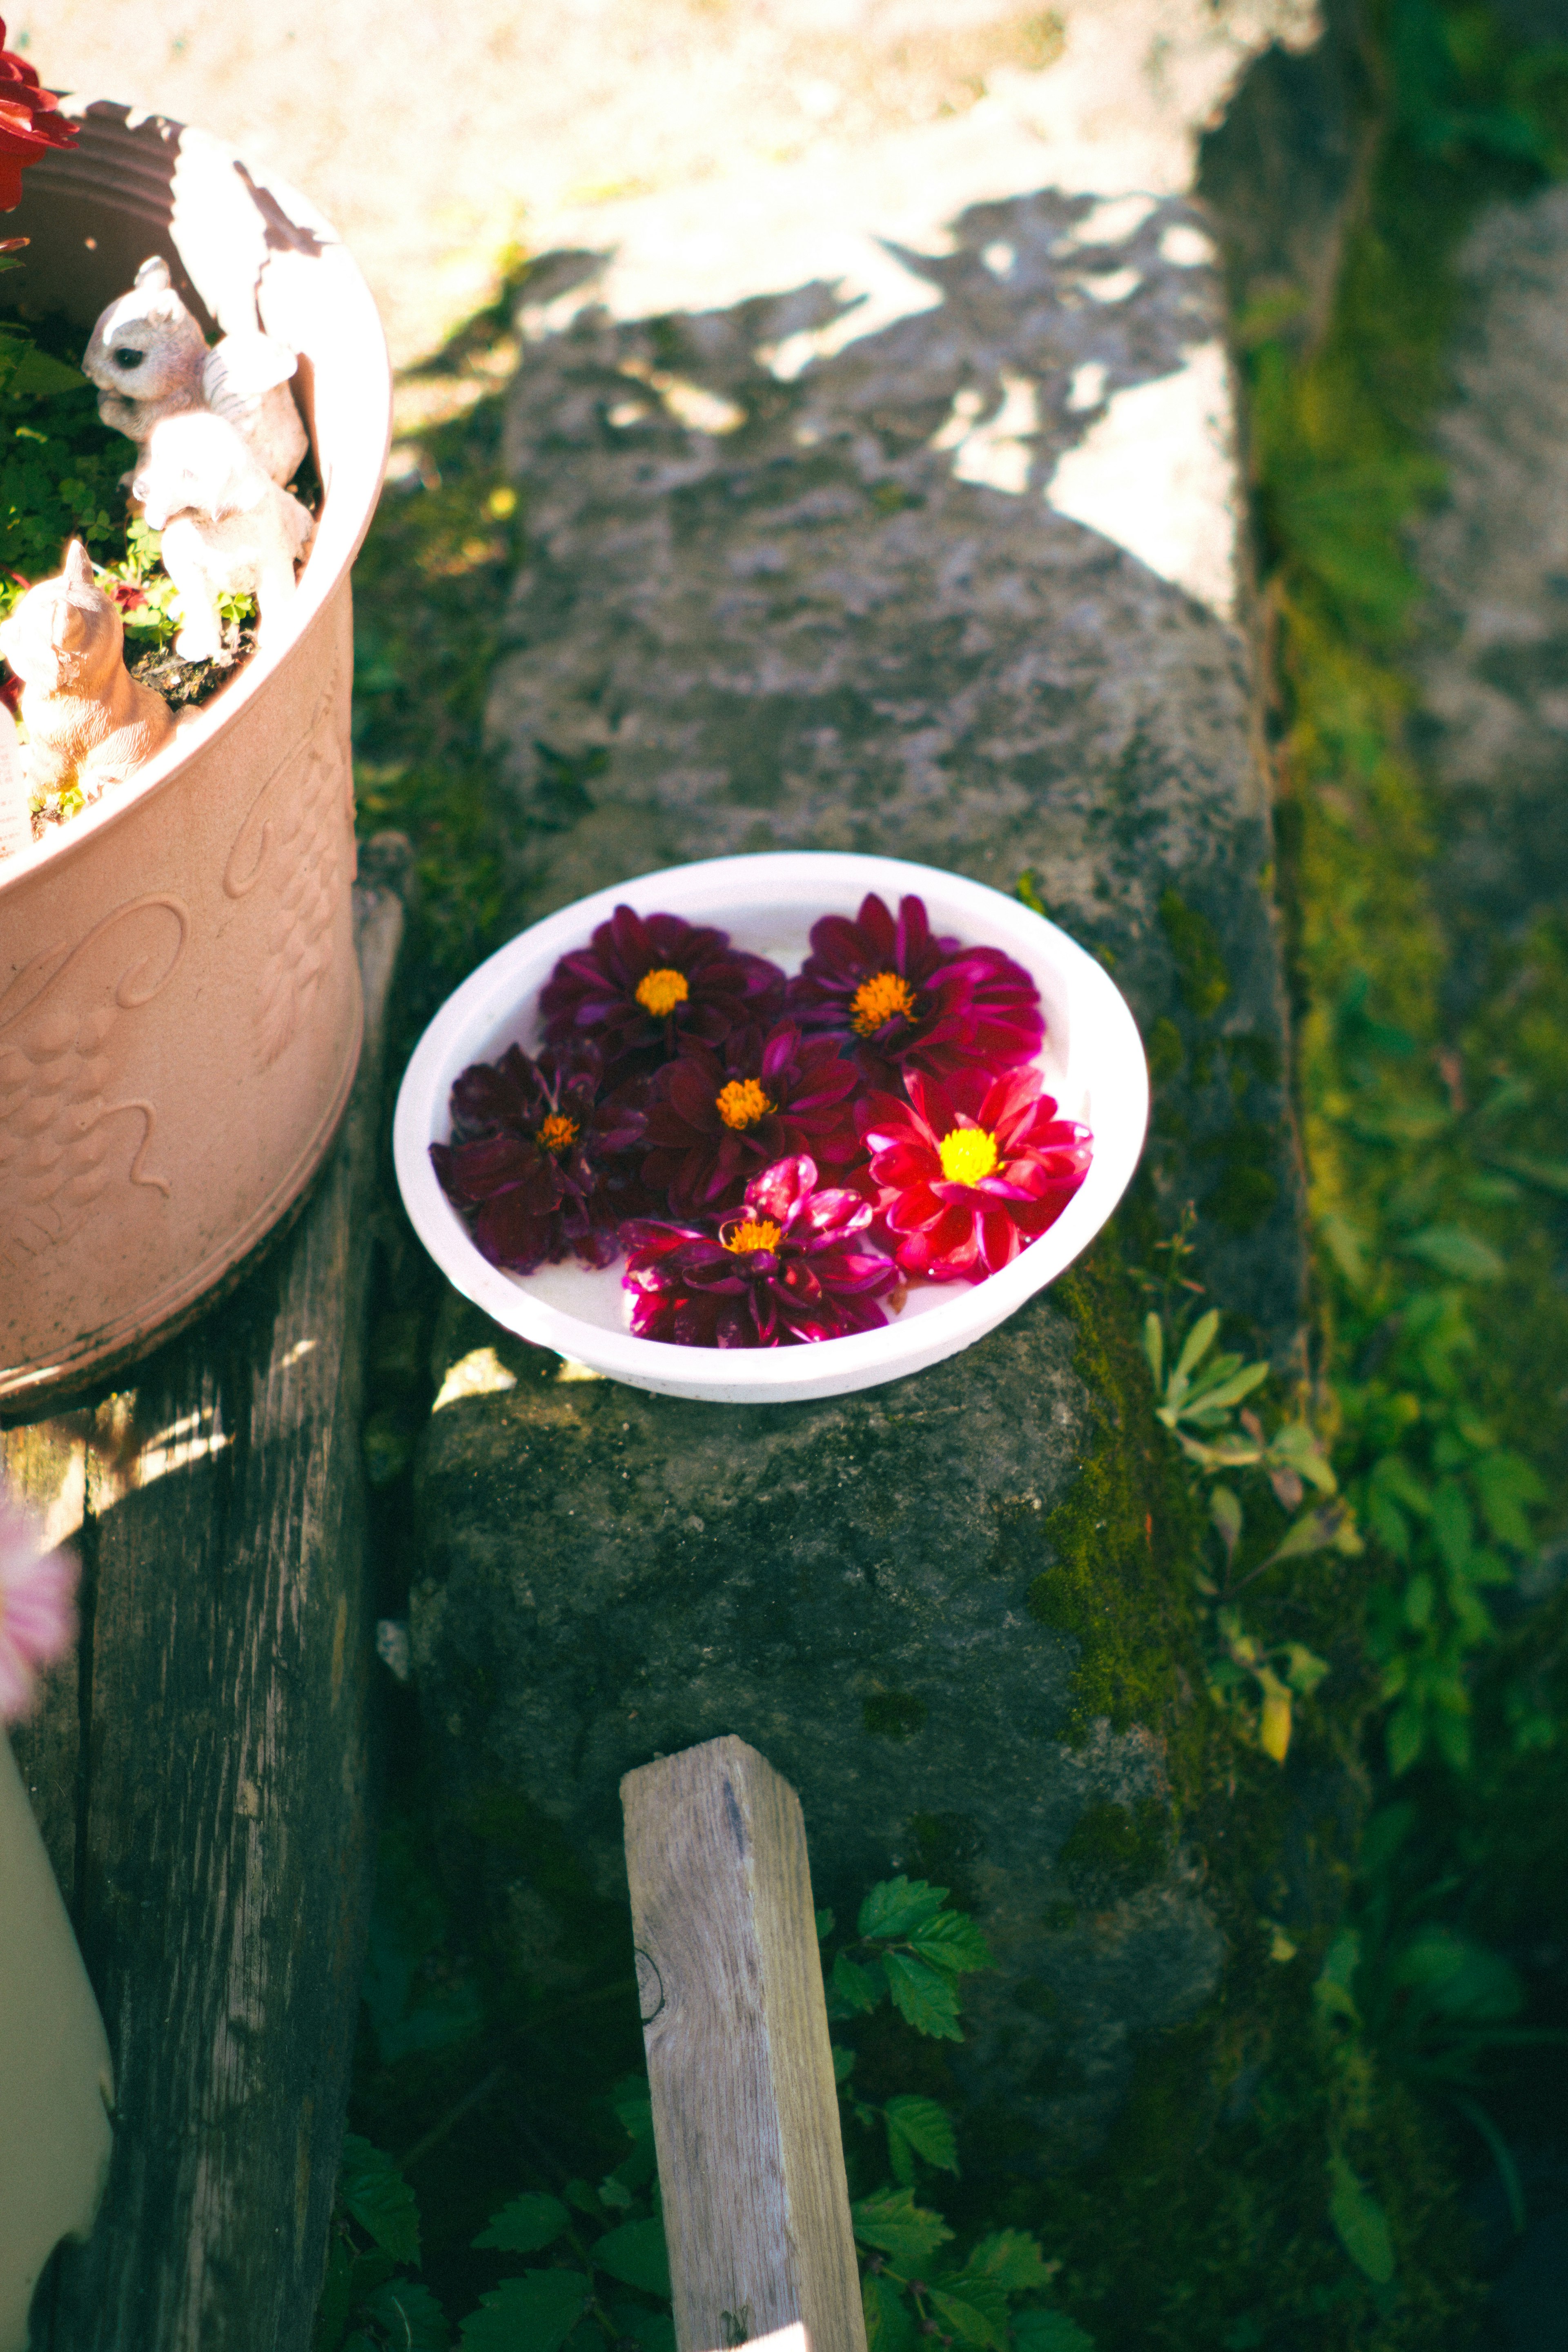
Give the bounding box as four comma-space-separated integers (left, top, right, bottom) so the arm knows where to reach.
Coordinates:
0, 542, 173, 798
82, 255, 308, 488
131, 410, 315, 663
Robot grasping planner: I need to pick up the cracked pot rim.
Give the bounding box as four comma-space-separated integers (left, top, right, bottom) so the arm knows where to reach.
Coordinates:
394, 852, 1149, 1403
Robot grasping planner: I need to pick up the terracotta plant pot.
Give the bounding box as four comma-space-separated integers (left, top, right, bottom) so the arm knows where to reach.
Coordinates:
0, 103, 390, 1414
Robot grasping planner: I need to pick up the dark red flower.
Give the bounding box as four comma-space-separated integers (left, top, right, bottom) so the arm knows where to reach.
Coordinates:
638, 1019, 862, 1213
787, 892, 1043, 1089
860, 1065, 1092, 1282
539, 904, 785, 1081
0, 23, 77, 212
430, 1042, 623, 1275
622, 1155, 898, 1348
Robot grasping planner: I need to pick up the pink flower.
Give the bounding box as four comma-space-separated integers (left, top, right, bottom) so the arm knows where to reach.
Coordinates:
638, 1020, 862, 1213
622, 1155, 898, 1347
786, 892, 1043, 1089
859, 1065, 1092, 1282
539, 905, 785, 1082
0, 1480, 77, 1722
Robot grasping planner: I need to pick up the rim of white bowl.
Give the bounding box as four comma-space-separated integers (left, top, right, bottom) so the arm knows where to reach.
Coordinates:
394, 852, 1150, 1404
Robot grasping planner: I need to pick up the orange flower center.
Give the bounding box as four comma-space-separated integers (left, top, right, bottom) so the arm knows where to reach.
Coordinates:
539, 1113, 579, 1155
715, 1077, 773, 1130
851, 970, 917, 1035
937, 1126, 998, 1186
723, 1216, 783, 1254
635, 966, 690, 1017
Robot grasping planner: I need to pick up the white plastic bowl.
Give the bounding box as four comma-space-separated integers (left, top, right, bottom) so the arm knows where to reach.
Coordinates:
394, 853, 1149, 1403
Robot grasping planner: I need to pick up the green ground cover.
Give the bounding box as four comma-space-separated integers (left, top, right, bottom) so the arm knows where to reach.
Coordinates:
330, 5, 1568, 2342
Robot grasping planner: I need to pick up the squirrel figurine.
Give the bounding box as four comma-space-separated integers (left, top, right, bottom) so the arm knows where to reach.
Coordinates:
82, 255, 308, 488
131, 410, 315, 663
0, 542, 174, 797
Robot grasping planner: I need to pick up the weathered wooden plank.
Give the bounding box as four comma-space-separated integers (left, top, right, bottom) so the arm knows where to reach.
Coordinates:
621, 1736, 866, 2352
2, 879, 401, 2352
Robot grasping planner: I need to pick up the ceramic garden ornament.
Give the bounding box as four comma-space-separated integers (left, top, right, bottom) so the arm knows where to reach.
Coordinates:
131, 411, 315, 661
0, 540, 173, 795
82, 254, 307, 486
0, 707, 27, 856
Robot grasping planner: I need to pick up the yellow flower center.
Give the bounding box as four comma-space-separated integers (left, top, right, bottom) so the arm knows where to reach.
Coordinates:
723, 1217, 783, 1254
715, 1077, 773, 1130
937, 1126, 999, 1187
635, 966, 690, 1017
851, 969, 917, 1035
539, 1113, 579, 1154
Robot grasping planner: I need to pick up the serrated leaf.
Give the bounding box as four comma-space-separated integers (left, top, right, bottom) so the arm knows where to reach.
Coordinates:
365, 2279, 450, 2350
459, 2273, 591, 2352
884, 2095, 959, 2175
339, 2136, 421, 2264
864, 2271, 918, 2352
967, 2232, 1054, 2293
851, 2185, 955, 2264
1010, 2312, 1097, 2352
474, 2193, 571, 2255
908, 1909, 994, 1976
1327, 2156, 1395, 2285
884, 1951, 963, 2040
929, 2286, 1004, 2349
832, 1951, 886, 2013
593, 2219, 670, 2296
858, 1877, 949, 1942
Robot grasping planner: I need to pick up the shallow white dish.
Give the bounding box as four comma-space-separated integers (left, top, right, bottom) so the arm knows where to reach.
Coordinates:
394, 852, 1149, 1404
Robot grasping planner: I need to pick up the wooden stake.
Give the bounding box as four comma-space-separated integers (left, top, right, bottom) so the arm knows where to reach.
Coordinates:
621, 1736, 867, 2352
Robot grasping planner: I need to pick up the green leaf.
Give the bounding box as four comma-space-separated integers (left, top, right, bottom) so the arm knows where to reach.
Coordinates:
1390, 1926, 1522, 2025
884, 2095, 959, 2176
883, 1950, 963, 2040
1313, 1930, 1362, 2027
928, 2286, 1004, 2349
908, 1909, 993, 1976
598, 2176, 634, 2211
967, 2232, 1054, 2292
365, 2280, 450, 2350
1141, 1312, 1164, 1390
7, 342, 86, 396
1168, 1309, 1220, 1396
858, 1877, 949, 1942
1182, 1360, 1270, 1418
1260, 1503, 1350, 1568
611, 2079, 656, 2144
474, 2194, 571, 2256
851, 2184, 955, 2263
1327, 2156, 1395, 2285
339, 2136, 421, 2265
1318, 1213, 1369, 1289
1010, 2312, 1097, 2352
1473, 1452, 1547, 1552
815, 1907, 835, 1941
1387, 1701, 1426, 1777
610, 2309, 676, 2352
832, 1951, 886, 2013
1398, 1225, 1504, 1281
863, 2271, 918, 2352
1484, 1148, 1568, 1195
832, 2043, 857, 2083
593, 2219, 671, 2297
460, 2273, 591, 2352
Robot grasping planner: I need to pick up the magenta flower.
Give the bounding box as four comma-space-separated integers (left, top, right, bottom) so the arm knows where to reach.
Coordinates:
430, 1042, 624, 1274
539, 905, 785, 1081
786, 892, 1043, 1089
860, 1065, 1092, 1282
0, 1480, 77, 1722
639, 1020, 862, 1213
622, 1155, 898, 1347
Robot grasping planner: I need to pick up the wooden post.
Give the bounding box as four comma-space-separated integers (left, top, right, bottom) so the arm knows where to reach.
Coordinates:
1, 876, 402, 2352
621, 1736, 867, 2352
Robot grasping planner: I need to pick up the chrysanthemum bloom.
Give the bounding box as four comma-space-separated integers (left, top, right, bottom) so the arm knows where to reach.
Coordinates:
539, 905, 785, 1081
622, 1154, 898, 1347
860, 1065, 1092, 1282
787, 892, 1043, 1088
0, 20, 77, 211
0, 1479, 77, 1722
430, 1042, 624, 1274
639, 1020, 862, 1212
